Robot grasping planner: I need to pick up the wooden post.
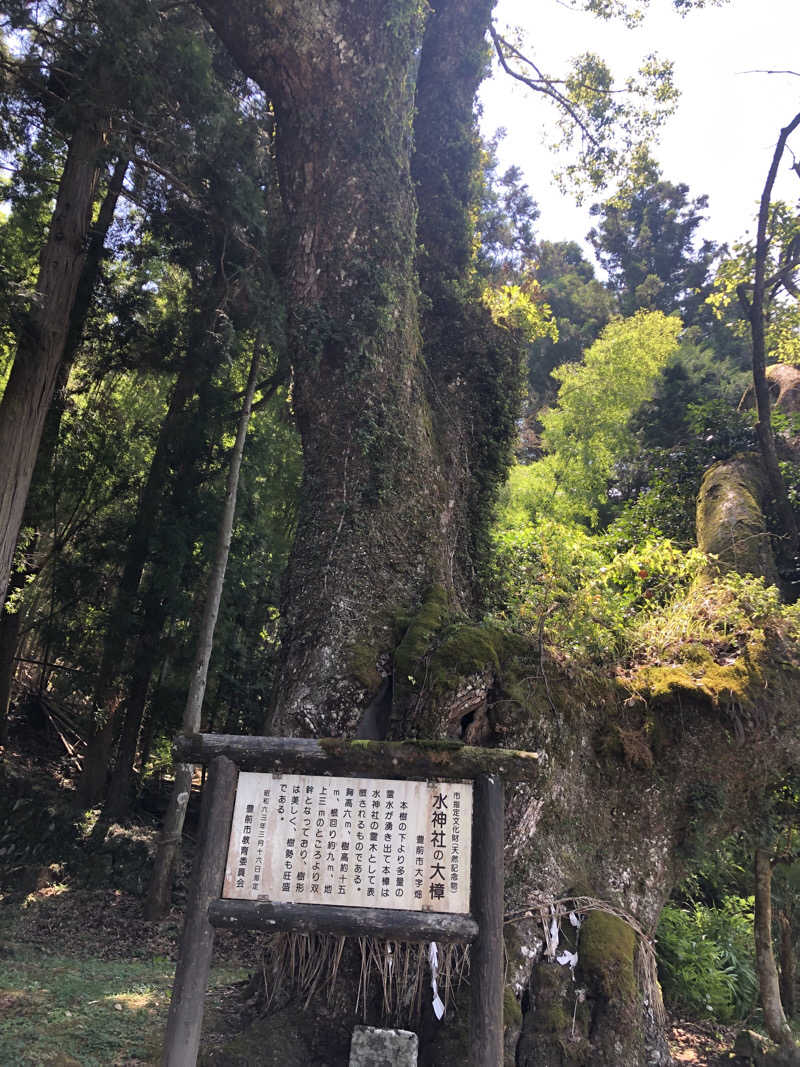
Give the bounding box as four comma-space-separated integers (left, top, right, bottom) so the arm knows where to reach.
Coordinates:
163, 755, 238, 1067
470, 773, 505, 1067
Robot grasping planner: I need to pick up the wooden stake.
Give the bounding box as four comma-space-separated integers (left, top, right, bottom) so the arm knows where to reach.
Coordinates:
470, 773, 505, 1067
163, 755, 238, 1067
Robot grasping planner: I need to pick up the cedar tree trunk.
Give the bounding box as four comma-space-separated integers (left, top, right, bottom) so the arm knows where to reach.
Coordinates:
145, 345, 261, 917
0, 156, 129, 746
0, 118, 108, 613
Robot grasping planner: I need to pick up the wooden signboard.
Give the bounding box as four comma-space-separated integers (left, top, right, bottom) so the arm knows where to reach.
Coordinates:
223, 772, 473, 914
163, 735, 540, 1067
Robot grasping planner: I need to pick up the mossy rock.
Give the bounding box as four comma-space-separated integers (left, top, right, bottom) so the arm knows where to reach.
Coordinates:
633, 655, 760, 713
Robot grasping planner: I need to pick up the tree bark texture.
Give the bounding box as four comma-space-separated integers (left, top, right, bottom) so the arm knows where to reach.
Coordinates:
0, 156, 129, 746
200, 0, 517, 737
754, 847, 793, 1047
0, 119, 107, 613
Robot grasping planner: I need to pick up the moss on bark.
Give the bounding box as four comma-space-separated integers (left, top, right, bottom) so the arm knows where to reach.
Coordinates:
696, 452, 779, 584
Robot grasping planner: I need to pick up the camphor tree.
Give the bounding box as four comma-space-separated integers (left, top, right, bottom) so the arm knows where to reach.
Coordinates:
181, 1, 799, 1062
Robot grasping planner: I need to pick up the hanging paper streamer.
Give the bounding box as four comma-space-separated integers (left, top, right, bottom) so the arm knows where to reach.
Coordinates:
428, 941, 446, 1020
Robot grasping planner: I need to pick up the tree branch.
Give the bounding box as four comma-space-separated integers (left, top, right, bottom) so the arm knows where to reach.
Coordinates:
489, 25, 600, 148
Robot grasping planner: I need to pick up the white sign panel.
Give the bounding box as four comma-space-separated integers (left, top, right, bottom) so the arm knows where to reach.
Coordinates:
223, 773, 473, 914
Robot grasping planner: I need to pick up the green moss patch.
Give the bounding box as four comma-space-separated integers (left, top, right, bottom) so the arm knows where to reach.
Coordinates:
578, 911, 636, 1004
504, 984, 523, 1027
393, 584, 450, 688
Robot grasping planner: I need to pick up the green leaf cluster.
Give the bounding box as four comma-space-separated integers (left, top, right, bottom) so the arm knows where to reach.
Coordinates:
657, 899, 759, 1023
507, 309, 681, 525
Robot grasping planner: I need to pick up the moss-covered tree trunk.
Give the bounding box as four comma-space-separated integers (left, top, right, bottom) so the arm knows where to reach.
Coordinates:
200, 0, 516, 739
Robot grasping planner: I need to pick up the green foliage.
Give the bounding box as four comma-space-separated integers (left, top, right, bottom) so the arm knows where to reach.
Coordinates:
482, 282, 557, 345
512, 310, 681, 525
476, 137, 540, 282
611, 396, 757, 545
528, 240, 617, 405
588, 155, 720, 327
708, 201, 800, 364
657, 899, 759, 1023
551, 57, 678, 196
490, 513, 705, 659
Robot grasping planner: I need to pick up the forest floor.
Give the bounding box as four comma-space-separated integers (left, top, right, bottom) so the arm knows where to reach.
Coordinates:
0, 881, 741, 1066
0, 713, 758, 1065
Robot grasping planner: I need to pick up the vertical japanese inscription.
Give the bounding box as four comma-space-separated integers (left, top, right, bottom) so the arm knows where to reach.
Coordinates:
224, 774, 473, 914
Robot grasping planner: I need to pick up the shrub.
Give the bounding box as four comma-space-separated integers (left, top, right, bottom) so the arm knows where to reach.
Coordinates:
656, 899, 758, 1023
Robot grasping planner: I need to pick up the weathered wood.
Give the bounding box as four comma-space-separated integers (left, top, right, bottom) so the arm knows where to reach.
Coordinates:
163, 756, 238, 1067
470, 774, 505, 1067
174, 733, 540, 781
208, 899, 479, 943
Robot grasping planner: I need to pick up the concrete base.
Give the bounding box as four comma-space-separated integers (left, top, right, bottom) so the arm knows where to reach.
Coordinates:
348, 1026, 419, 1066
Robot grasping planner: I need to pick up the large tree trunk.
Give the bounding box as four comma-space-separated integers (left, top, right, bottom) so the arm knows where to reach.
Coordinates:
696, 453, 780, 584
201, 0, 471, 737
754, 848, 794, 1048
0, 118, 108, 613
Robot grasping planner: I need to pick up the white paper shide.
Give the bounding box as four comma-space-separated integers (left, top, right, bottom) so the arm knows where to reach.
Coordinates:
223, 772, 473, 914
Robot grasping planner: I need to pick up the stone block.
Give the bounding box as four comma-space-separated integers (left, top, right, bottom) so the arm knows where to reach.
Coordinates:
348, 1025, 419, 1067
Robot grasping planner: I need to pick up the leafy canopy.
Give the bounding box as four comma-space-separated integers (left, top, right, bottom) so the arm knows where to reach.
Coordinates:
509, 309, 682, 525
708, 201, 800, 365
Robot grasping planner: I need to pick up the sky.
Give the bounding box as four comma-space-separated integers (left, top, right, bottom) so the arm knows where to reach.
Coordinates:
479, 0, 800, 258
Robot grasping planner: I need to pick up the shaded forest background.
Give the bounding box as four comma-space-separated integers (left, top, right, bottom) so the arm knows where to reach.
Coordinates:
0, 0, 799, 1064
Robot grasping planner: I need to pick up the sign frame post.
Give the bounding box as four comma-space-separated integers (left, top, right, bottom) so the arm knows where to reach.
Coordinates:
163, 755, 238, 1067
161, 735, 539, 1067
470, 773, 506, 1066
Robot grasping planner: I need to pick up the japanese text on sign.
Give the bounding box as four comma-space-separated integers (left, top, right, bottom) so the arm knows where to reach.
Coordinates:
223, 773, 473, 914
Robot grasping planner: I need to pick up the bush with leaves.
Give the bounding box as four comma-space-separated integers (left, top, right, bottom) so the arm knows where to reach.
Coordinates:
657, 899, 759, 1023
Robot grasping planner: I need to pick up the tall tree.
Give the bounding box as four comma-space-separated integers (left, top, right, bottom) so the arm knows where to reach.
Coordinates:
588, 155, 719, 326
200, 0, 522, 737
740, 113, 800, 564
